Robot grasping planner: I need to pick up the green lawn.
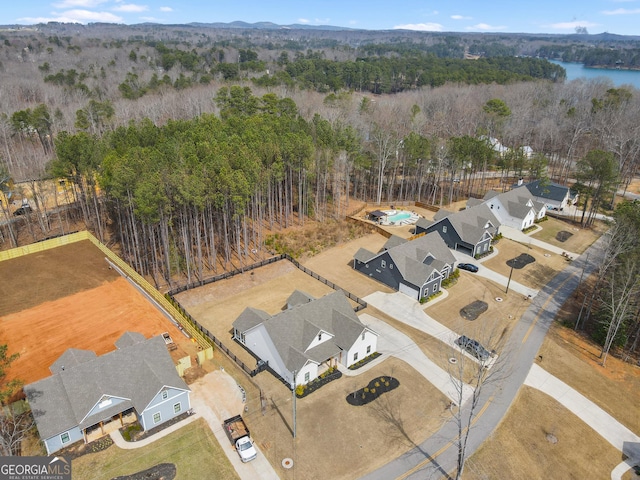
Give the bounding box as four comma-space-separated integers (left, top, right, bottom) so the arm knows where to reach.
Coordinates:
72, 419, 239, 480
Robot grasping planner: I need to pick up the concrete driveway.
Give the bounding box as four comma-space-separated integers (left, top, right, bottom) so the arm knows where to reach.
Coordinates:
357, 313, 474, 405
189, 371, 280, 480
363, 291, 499, 370
449, 248, 539, 298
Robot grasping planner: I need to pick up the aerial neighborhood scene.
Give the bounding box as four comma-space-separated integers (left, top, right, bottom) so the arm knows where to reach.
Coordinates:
1, 1, 640, 479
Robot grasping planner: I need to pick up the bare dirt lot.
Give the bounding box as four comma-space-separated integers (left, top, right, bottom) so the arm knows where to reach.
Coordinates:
0, 241, 186, 385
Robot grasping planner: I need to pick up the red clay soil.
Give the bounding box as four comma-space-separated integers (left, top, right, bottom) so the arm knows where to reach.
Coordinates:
0, 240, 186, 385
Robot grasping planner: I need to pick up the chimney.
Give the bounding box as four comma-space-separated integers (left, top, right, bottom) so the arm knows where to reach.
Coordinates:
517, 178, 523, 186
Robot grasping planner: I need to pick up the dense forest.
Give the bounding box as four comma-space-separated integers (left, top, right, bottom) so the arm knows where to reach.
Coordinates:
0, 22, 639, 358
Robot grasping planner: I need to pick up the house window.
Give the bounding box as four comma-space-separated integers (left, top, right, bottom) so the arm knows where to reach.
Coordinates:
381, 260, 386, 268
433, 284, 437, 293
366, 345, 371, 354
365, 264, 369, 269
443, 226, 447, 233
304, 372, 310, 383
390, 264, 393, 269
484, 243, 488, 252
362, 332, 365, 340
353, 352, 358, 362
162, 391, 168, 400
318, 333, 322, 341
153, 412, 162, 424
173, 403, 181, 414
60, 432, 70, 444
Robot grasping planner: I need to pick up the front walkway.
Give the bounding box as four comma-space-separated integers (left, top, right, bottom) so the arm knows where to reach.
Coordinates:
111, 370, 279, 480
525, 364, 640, 480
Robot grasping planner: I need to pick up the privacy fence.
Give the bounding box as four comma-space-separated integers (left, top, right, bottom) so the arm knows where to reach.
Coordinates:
0, 230, 211, 350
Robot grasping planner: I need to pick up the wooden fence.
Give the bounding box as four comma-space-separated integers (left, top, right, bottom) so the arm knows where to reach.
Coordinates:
0, 230, 211, 350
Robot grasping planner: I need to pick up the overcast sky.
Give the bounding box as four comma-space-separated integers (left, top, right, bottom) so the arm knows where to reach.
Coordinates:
3, 0, 639, 36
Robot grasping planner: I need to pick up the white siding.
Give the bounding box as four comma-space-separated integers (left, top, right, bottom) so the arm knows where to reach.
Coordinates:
243, 326, 290, 382
344, 330, 378, 368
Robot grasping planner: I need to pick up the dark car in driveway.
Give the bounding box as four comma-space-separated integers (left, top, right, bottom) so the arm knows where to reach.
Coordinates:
455, 335, 491, 361
457, 263, 478, 273
13, 205, 32, 216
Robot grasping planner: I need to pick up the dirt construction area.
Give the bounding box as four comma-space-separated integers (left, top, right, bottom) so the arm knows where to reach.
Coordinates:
0, 240, 186, 385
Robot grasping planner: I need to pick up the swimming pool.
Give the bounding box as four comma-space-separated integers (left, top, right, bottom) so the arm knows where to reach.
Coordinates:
386, 211, 412, 223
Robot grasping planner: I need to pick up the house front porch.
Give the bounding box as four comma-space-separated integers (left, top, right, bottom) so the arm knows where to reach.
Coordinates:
84, 408, 137, 443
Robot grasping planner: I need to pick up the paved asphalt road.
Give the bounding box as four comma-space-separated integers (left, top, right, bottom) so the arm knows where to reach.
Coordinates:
360, 233, 607, 480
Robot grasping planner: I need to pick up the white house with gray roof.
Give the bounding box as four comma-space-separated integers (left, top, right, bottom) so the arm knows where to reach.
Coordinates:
353, 232, 456, 300
25, 332, 190, 455
481, 187, 546, 230
232, 291, 377, 388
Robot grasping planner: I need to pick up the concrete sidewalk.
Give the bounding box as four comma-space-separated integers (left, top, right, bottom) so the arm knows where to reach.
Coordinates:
525, 364, 640, 479
363, 292, 499, 370
357, 313, 473, 405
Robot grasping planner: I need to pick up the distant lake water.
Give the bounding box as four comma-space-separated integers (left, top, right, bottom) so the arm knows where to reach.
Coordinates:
549, 60, 640, 89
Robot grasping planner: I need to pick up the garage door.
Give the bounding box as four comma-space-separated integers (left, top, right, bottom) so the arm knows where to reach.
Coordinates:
399, 283, 419, 300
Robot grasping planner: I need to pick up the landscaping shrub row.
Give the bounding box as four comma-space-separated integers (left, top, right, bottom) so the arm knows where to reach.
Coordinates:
296, 367, 342, 398
348, 351, 381, 370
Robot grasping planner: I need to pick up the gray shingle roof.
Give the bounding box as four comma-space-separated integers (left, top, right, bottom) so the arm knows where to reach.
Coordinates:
523, 180, 569, 202
233, 291, 372, 372
434, 209, 455, 221
115, 331, 146, 349
415, 217, 434, 230
383, 235, 407, 250
50, 349, 97, 375
233, 307, 272, 333
386, 232, 456, 285
353, 247, 377, 263
431, 203, 500, 245
25, 333, 189, 440
286, 290, 315, 308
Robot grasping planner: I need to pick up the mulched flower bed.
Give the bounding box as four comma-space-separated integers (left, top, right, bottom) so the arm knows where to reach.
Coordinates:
123, 411, 193, 442
57, 435, 113, 460
346, 376, 400, 406
556, 231, 573, 242
111, 463, 176, 480
507, 253, 535, 269
460, 300, 488, 321
296, 369, 342, 398
348, 351, 381, 370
